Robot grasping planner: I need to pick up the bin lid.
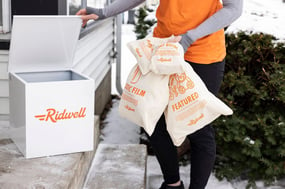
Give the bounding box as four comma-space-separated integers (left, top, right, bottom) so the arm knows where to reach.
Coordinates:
8, 16, 82, 73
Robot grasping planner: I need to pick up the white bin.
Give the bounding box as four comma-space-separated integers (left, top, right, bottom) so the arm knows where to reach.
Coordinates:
8, 16, 95, 158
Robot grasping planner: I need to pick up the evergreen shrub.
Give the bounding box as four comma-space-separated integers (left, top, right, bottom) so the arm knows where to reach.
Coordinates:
214, 32, 285, 188
134, 6, 156, 39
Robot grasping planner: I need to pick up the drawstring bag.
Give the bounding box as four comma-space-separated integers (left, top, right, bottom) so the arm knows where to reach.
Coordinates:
149, 42, 185, 75
119, 64, 169, 135
119, 36, 233, 145
165, 53, 233, 146
119, 37, 183, 135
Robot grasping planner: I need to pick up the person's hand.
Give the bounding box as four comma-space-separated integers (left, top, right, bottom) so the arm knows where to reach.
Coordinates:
76, 9, 99, 27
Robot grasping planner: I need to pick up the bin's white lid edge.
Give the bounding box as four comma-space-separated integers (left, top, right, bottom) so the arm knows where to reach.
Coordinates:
8, 16, 82, 73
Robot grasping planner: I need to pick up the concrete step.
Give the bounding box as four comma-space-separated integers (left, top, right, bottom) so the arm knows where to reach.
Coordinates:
0, 116, 100, 189
84, 143, 147, 189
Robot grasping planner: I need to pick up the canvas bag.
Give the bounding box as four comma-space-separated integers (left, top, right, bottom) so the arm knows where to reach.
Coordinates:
165, 49, 233, 146
149, 41, 185, 75
119, 37, 183, 135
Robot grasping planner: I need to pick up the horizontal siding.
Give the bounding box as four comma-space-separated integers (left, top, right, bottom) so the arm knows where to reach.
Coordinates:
0, 51, 9, 62
0, 50, 9, 115
0, 98, 9, 114
73, 18, 114, 90
0, 63, 8, 80
0, 80, 9, 96
89, 47, 112, 90
0, 50, 9, 80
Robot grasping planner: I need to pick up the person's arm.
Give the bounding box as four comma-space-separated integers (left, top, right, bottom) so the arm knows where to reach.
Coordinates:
179, 0, 243, 52
86, 0, 146, 19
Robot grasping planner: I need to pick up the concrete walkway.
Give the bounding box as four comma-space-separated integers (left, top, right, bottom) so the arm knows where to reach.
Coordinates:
84, 144, 147, 189
0, 117, 147, 189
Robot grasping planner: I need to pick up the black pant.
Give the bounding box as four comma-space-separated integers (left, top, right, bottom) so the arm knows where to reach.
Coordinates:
149, 60, 225, 189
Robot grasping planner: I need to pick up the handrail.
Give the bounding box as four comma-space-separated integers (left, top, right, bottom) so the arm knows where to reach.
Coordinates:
115, 13, 123, 95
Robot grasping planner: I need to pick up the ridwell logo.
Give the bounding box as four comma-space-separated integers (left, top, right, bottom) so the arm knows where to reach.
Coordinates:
34, 107, 86, 123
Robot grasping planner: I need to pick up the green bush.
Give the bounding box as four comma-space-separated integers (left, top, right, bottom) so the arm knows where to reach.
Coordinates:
134, 6, 156, 39
213, 32, 285, 188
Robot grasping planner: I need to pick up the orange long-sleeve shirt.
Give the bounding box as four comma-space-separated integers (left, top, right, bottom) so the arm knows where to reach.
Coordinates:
153, 0, 226, 64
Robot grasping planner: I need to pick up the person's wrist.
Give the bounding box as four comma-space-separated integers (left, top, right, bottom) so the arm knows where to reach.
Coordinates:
179, 34, 191, 53
179, 31, 196, 53
86, 7, 105, 19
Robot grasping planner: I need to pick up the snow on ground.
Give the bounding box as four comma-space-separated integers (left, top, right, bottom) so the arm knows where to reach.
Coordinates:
147, 155, 238, 189
100, 100, 140, 144
226, 0, 285, 42
101, 99, 285, 189
100, 98, 284, 189
106, 0, 285, 188
100, 97, 243, 189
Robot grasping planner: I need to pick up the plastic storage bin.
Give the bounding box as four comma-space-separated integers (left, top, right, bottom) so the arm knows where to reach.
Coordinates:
8, 16, 95, 158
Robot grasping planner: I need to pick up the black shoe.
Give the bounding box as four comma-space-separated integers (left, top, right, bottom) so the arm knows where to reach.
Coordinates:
159, 181, 185, 189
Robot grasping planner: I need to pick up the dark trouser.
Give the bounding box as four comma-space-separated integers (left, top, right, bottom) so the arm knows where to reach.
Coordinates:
149, 60, 225, 189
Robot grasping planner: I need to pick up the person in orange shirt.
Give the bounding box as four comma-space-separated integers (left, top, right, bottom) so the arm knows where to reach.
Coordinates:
77, 0, 243, 188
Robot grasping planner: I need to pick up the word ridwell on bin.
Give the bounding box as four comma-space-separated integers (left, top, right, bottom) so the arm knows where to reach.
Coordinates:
34, 107, 87, 123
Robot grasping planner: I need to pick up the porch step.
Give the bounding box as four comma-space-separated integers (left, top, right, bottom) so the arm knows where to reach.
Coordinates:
84, 143, 147, 189
0, 116, 100, 189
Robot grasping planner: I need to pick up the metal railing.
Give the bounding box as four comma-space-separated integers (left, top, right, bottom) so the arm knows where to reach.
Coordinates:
0, 0, 11, 34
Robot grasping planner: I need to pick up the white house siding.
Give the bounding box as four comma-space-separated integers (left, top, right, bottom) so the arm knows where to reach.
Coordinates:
0, 50, 9, 115
74, 18, 115, 91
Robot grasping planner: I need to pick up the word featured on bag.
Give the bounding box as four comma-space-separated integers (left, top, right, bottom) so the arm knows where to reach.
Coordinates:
34, 107, 86, 123
171, 92, 199, 112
